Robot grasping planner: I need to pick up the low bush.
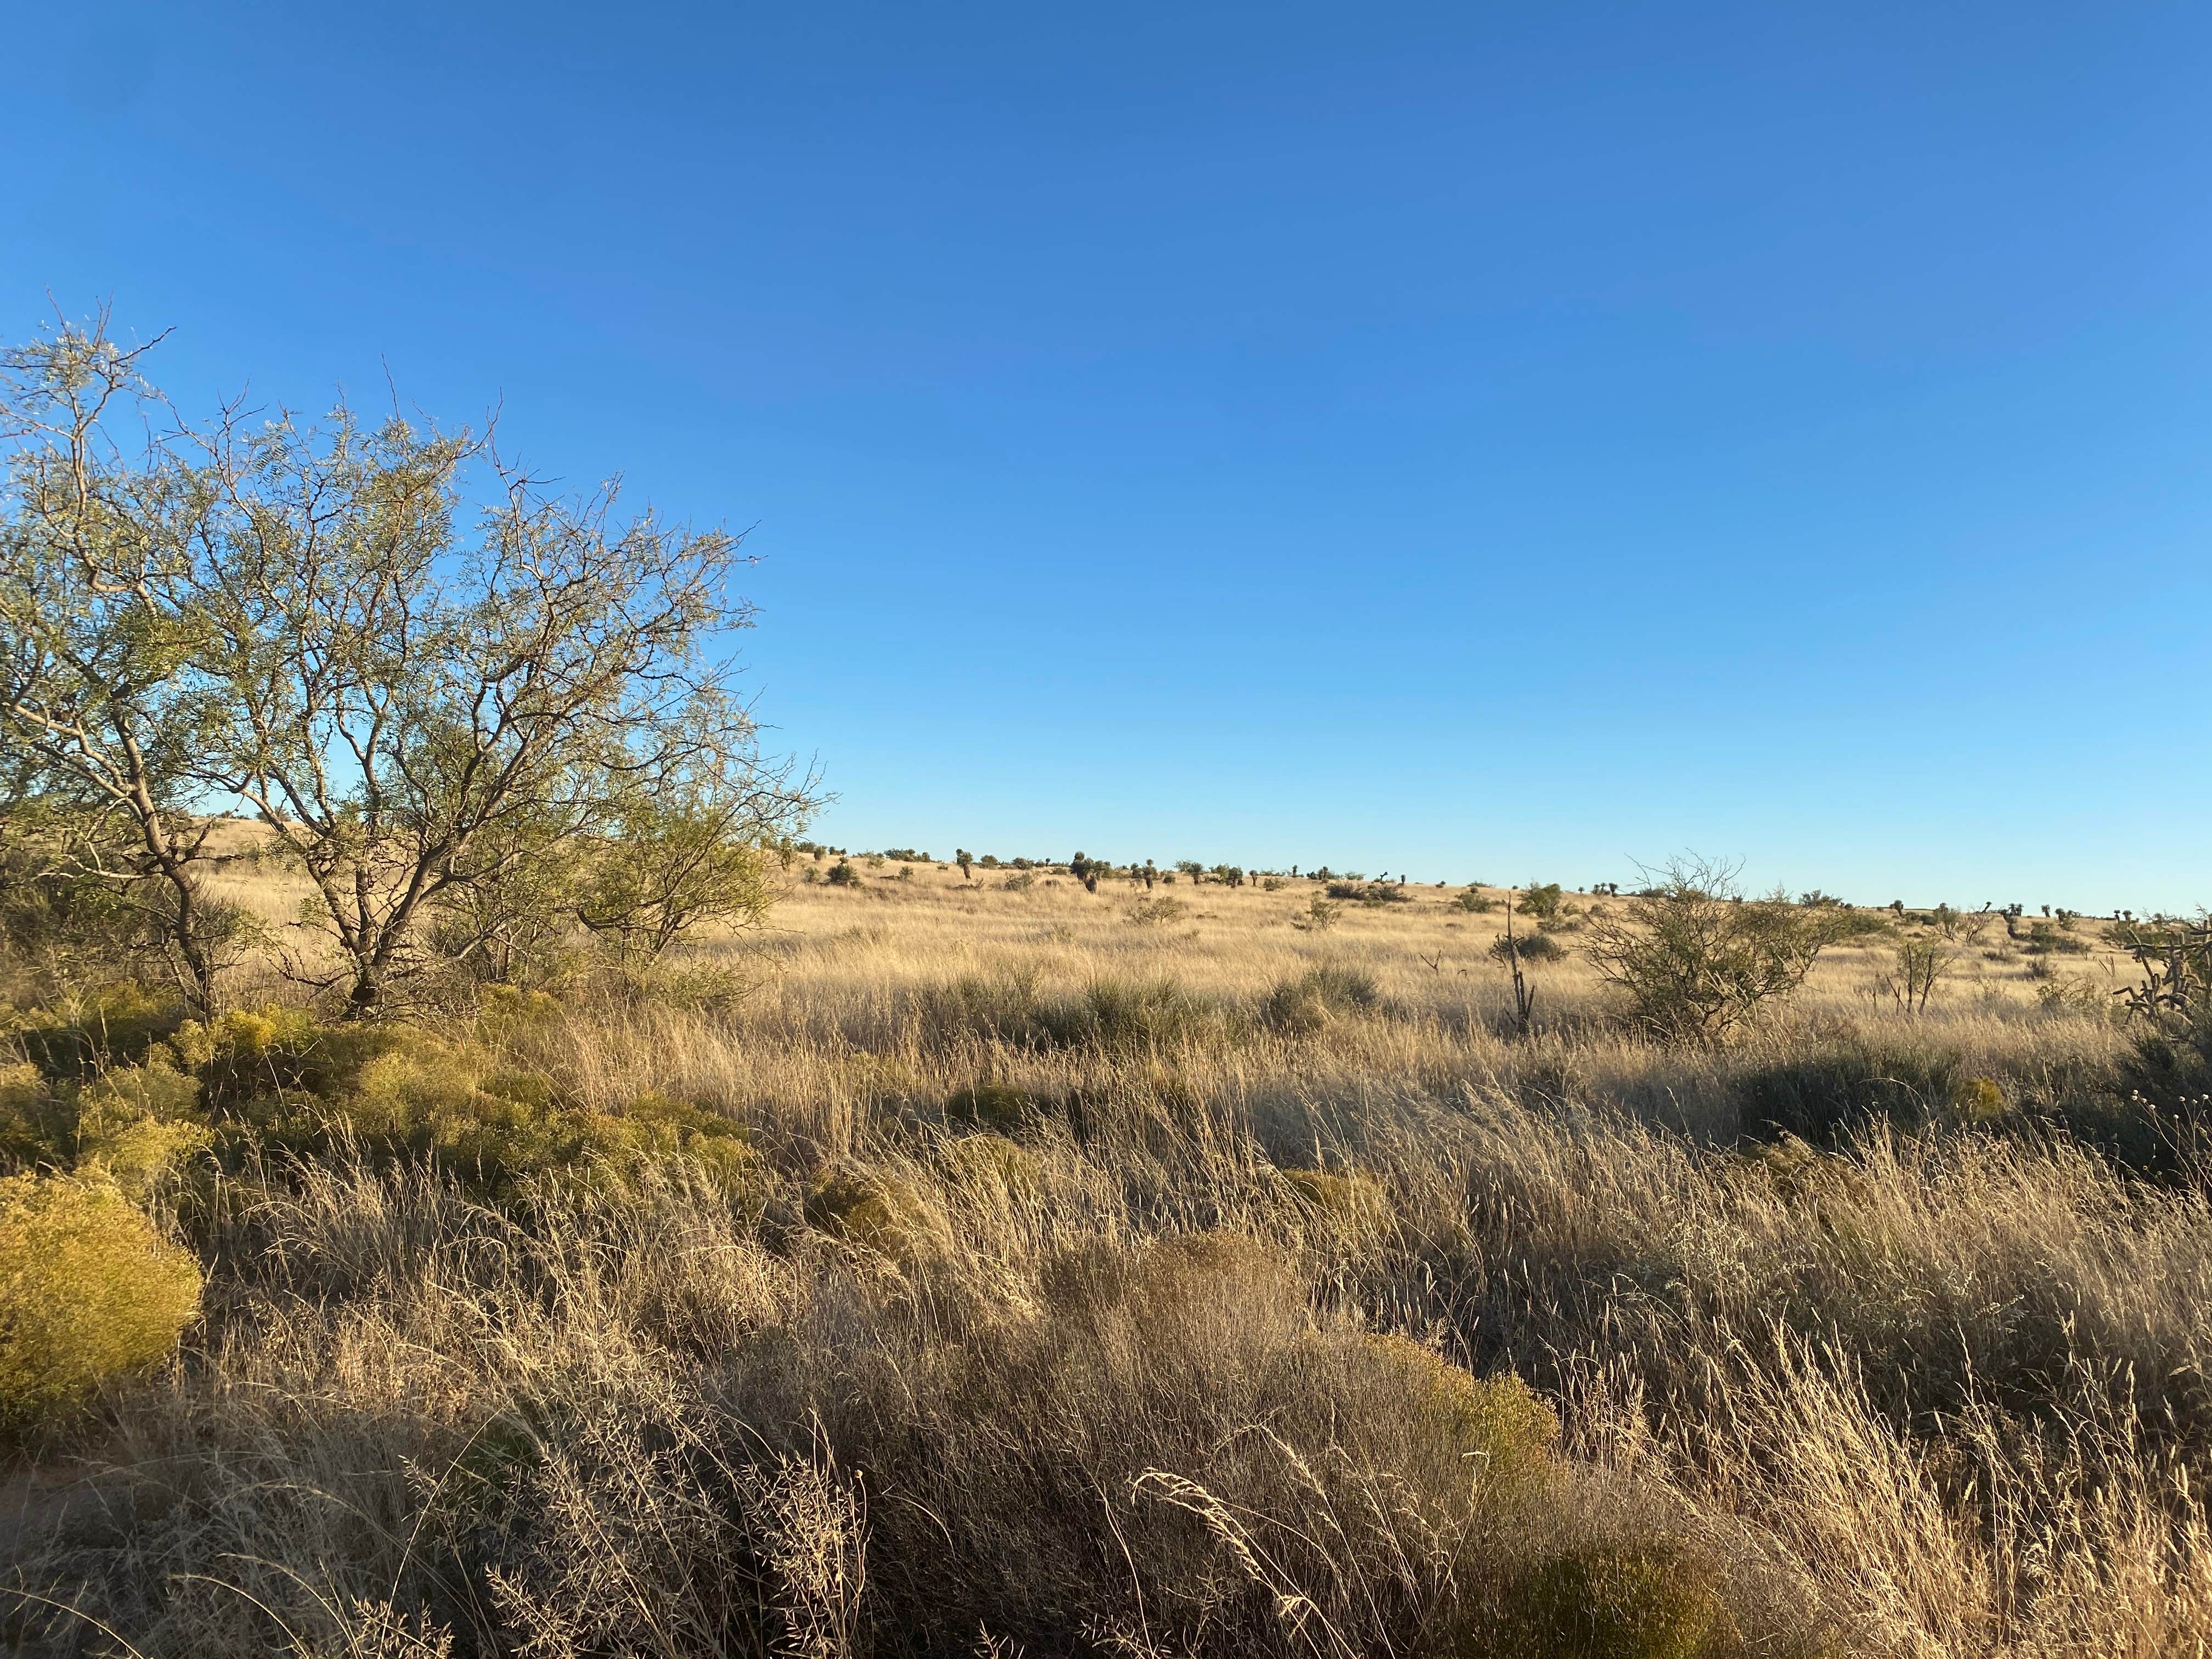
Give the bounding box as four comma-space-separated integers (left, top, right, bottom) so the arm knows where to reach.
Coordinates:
10, 980, 188, 1082
1730, 1039, 1962, 1144
1262, 963, 1383, 1032
1328, 880, 1409, 904
1279, 1165, 1393, 1240
804, 1165, 952, 1265
1126, 897, 1189, 927
1498, 1543, 1734, 1659
945, 1080, 1048, 1134
941, 1131, 1043, 1202
0, 1172, 202, 1427
1056, 974, 1218, 1049
1492, 932, 1565, 965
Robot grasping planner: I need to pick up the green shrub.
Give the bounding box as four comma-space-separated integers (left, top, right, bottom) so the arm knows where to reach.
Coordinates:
1048, 975, 1215, 1051
0, 1173, 202, 1426
1327, 881, 1408, 904
1126, 897, 1189, 927
1263, 964, 1381, 1033
1491, 933, 1565, 966
1498, 1544, 1734, 1659
1355, 1332, 1558, 1493
1517, 883, 1566, 924
945, 1081, 1046, 1134
1584, 860, 1847, 1045
1279, 1166, 1392, 1240
10, 981, 188, 1083
1731, 1040, 1960, 1146
2025, 922, 2090, 956
943, 1132, 1042, 1201
0, 1055, 210, 1195
805, 1167, 952, 1265
1455, 887, 1498, 913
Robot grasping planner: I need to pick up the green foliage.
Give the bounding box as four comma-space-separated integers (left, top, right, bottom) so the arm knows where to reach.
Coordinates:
1355, 1332, 1558, 1492
1279, 1166, 1392, 1243
1498, 1544, 1733, 1659
1876, 933, 1961, 1014
9, 979, 188, 1081
942, 1132, 1042, 1202
2024, 921, 2090, 956
573, 793, 777, 964
1491, 932, 1565, 965
824, 858, 860, 887
804, 1166, 951, 1265
945, 1081, 1046, 1135
1731, 1039, 1962, 1145
1126, 897, 1189, 927
1060, 975, 1215, 1049
1584, 858, 1848, 1045
1327, 880, 1408, 904
0, 1172, 202, 1426
1262, 964, 1381, 1033
2112, 918, 2212, 1115
1517, 882, 1566, 924
1455, 886, 1498, 913
0, 1056, 210, 1198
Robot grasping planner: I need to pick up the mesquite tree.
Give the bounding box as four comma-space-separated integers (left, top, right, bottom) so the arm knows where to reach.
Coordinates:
1, 312, 812, 1016
1583, 856, 1849, 1045
0, 315, 250, 1015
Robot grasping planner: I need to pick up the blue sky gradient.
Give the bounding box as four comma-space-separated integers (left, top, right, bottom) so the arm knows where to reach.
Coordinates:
7, 2, 2205, 910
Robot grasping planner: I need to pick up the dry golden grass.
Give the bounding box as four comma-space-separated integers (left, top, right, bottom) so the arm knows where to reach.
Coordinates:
1, 855, 2191, 1658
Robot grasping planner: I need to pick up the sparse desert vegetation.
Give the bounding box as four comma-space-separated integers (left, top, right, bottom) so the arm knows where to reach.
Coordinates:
7, 313, 2212, 1658
4, 844, 2210, 1658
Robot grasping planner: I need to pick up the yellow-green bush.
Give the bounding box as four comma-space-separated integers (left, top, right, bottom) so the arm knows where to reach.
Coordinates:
1356, 1331, 1559, 1493
1950, 1073, 2010, 1123
6, 981, 187, 1081
806, 1166, 953, 1265
0, 1056, 209, 1195
1279, 1165, 1393, 1242
0, 1173, 202, 1425
944, 1081, 1044, 1135
1496, 1544, 1735, 1659
943, 1131, 1043, 1202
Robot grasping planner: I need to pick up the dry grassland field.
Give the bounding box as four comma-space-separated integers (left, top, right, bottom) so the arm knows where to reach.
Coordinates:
5, 844, 2211, 1659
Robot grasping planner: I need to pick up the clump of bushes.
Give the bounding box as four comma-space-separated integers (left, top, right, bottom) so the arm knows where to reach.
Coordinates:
1279, 1166, 1400, 1252
1, 1172, 202, 1427
1327, 880, 1408, 904
923, 970, 1218, 1053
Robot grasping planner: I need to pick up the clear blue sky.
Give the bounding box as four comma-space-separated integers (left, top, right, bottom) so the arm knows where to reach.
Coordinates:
7, 3, 2205, 911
